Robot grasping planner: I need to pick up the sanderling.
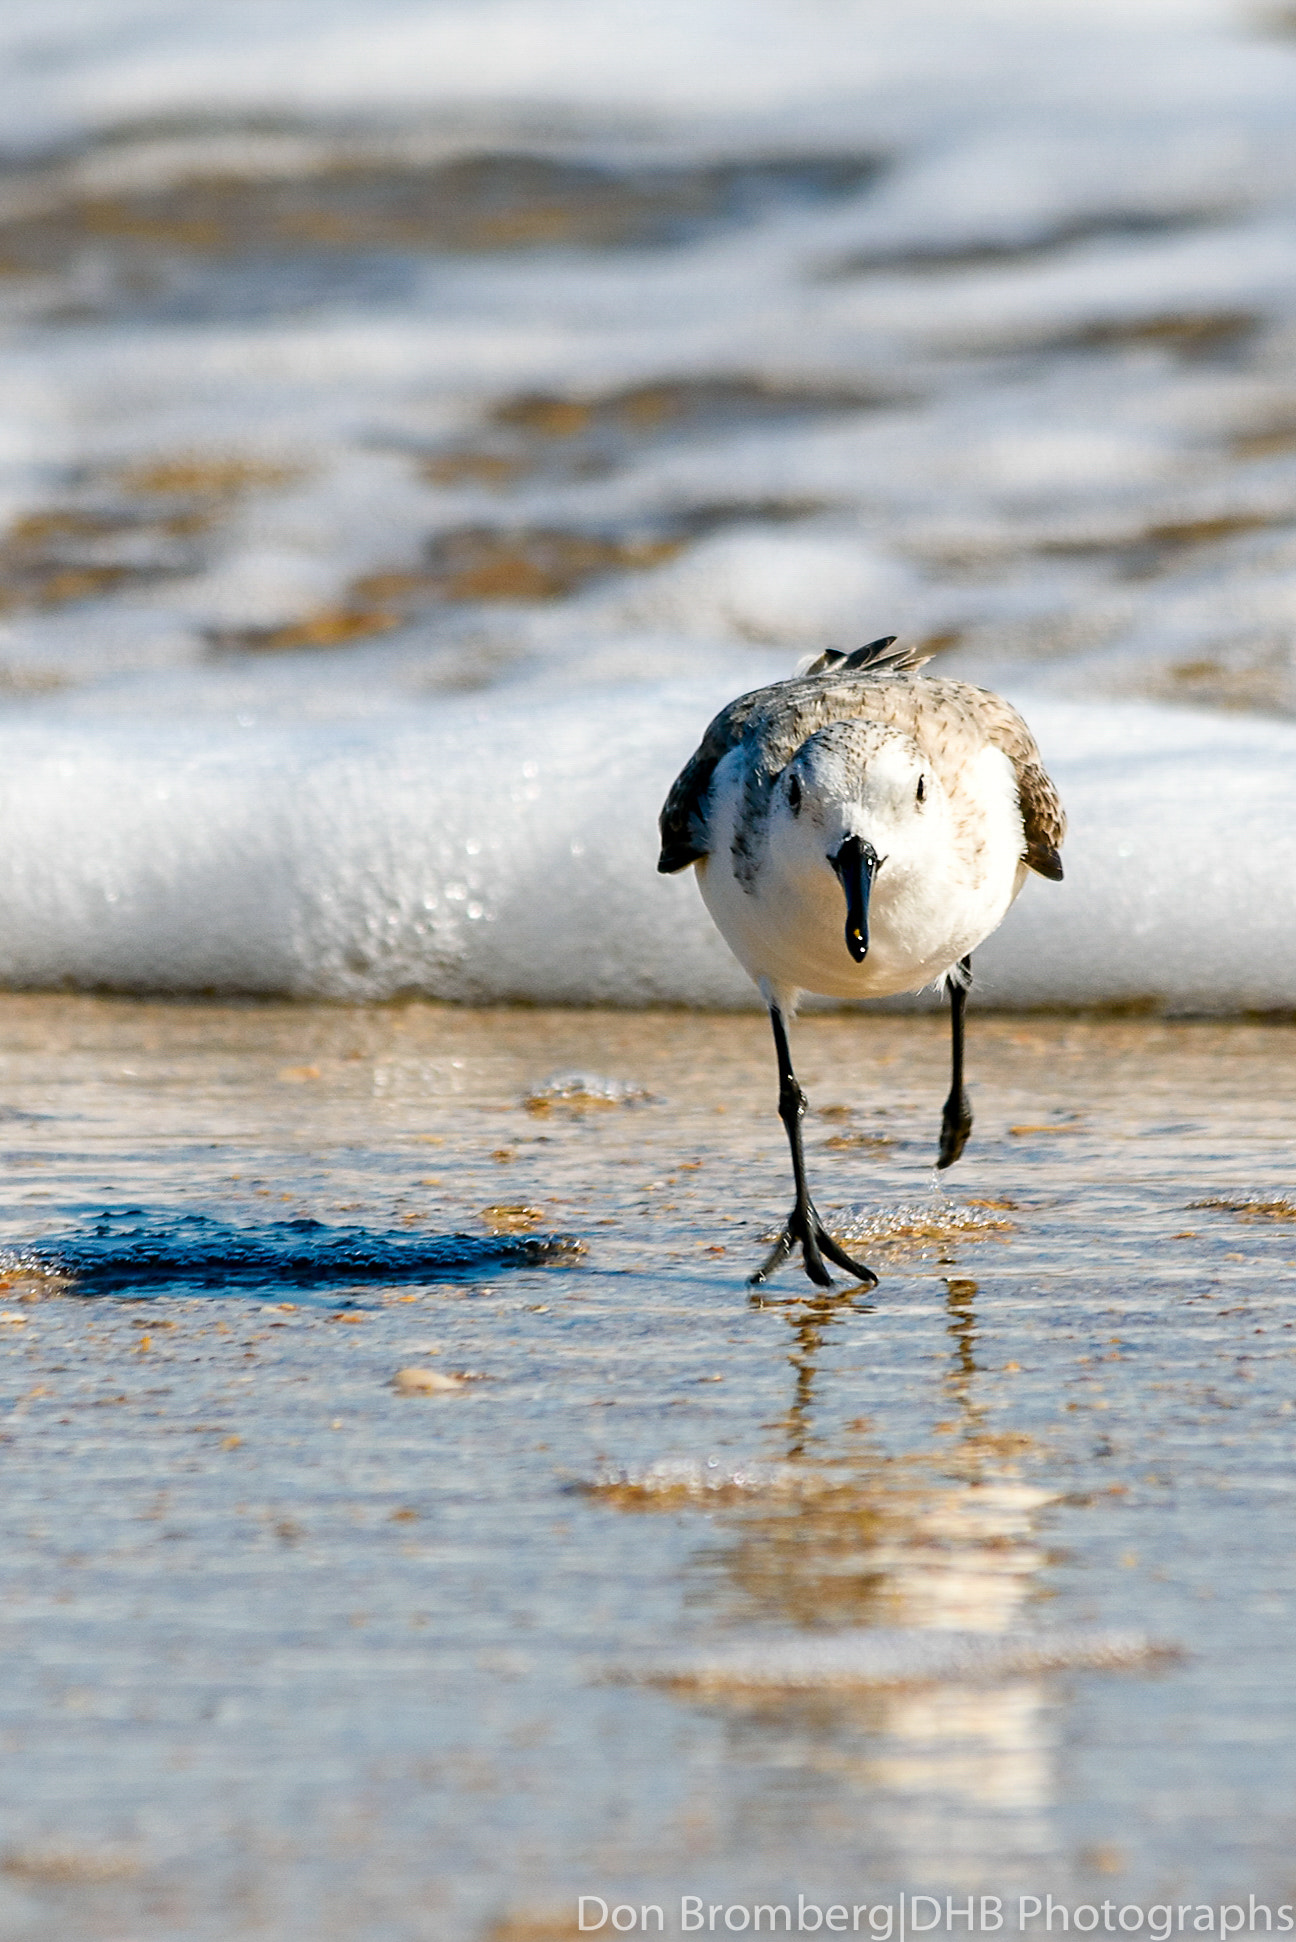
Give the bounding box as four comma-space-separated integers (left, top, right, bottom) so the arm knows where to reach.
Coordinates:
658, 637, 1065, 1288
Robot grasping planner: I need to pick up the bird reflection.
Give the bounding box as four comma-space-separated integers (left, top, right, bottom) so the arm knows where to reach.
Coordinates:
945, 1274, 981, 1394
663, 1267, 1061, 1876
753, 1282, 868, 1457
752, 1268, 982, 1464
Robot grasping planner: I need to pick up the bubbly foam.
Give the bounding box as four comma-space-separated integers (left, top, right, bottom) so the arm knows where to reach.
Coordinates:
635, 1628, 1183, 1692
0, 686, 1293, 1009
0, 0, 1293, 1012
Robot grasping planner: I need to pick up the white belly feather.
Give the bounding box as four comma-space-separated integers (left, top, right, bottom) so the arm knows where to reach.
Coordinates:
698, 743, 1026, 1001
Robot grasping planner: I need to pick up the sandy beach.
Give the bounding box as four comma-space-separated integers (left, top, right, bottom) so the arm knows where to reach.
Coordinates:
0, 997, 1291, 1936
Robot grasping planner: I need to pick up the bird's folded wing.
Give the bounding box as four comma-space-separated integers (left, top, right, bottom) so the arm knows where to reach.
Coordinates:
657, 705, 749, 874
962, 687, 1067, 881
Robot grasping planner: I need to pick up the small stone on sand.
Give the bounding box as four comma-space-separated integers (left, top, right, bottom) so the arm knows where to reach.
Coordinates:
393, 1366, 466, 1395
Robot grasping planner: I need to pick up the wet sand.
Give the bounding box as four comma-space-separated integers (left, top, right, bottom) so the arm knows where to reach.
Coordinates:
0, 997, 1293, 1938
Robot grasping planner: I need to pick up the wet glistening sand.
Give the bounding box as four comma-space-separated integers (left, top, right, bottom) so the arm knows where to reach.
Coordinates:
0, 997, 1291, 1938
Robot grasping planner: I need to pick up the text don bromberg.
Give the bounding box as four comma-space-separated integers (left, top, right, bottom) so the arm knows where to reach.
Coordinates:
576, 1897, 1296, 1936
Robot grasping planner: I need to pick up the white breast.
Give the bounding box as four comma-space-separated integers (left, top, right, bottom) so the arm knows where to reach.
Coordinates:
697, 742, 1027, 1003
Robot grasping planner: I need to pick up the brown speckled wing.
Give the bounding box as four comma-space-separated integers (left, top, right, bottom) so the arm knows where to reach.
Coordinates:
852, 676, 1066, 882
958, 685, 1067, 880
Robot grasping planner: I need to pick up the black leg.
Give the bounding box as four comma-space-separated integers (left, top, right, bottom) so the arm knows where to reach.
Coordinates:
937, 954, 973, 1170
749, 1006, 878, 1289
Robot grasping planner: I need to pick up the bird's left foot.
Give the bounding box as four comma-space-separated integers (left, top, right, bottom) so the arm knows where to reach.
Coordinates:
937, 1086, 972, 1169
748, 1202, 878, 1290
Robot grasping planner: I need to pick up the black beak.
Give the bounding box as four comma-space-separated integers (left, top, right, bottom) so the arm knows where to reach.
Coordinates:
830, 836, 881, 963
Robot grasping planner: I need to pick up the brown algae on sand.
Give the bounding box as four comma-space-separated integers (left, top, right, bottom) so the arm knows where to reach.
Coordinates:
1189, 1195, 1296, 1221
425, 372, 893, 489
0, 449, 306, 620
0, 148, 884, 293
480, 1204, 547, 1233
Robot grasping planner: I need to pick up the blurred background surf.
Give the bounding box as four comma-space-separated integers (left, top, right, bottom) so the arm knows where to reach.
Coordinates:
1, 0, 1296, 1006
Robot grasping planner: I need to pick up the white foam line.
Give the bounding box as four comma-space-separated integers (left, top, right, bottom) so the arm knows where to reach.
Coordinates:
630, 1627, 1182, 1691
1, 689, 1296, 1006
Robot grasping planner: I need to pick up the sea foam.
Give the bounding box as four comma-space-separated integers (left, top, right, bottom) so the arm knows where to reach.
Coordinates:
1, 684, 1293, 1010
0, 0, 1293, 1014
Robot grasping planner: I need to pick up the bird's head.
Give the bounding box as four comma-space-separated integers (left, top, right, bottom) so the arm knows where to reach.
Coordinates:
771, 720, 943, 963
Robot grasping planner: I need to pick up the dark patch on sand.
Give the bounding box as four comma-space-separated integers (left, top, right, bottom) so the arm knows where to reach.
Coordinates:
821, 204, 1234, 280
425, 374, 895, 490
1034, 308, 1262, 361
209, 500, 826, 650
6, 1209, 583, 1295
0, 139, 885, 324
0, 453, 303, 617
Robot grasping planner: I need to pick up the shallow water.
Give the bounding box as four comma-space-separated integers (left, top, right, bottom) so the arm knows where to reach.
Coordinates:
0, 996, 1293, 1938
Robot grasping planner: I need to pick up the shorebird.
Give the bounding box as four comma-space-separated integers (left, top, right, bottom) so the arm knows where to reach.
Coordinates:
658, 637, 1065, 1288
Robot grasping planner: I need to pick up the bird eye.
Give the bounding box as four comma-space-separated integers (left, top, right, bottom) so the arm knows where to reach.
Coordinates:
915, 776, 926, 804
786, 773, 802, 813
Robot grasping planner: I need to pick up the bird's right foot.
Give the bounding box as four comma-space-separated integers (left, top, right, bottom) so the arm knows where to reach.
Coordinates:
937, 1085, 972, 1169
748, 1203, 878, 1289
